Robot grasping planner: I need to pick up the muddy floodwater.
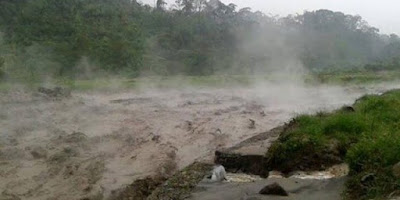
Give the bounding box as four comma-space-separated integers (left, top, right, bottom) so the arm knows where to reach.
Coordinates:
1, 82, 399, 199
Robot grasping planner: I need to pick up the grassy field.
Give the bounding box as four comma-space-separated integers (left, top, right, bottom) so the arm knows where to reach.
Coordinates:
0, 75, 255, 92
313, 71, 400, 84
2, 70, 400, 92
266, 89, 400, 199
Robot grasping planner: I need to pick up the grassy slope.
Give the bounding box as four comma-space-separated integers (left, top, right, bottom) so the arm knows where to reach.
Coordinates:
266, 89, 400, 199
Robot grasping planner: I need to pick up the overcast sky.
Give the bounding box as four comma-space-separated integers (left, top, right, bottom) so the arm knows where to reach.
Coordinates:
139, 0, 400, 35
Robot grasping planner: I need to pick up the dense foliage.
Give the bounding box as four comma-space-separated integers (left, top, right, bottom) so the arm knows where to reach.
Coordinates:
0, 0, 400, 81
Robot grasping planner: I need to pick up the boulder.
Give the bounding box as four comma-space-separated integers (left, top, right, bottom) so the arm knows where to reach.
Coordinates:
211, 165, 227, 182
259, 182, 288, 196
341, 106, 355, 112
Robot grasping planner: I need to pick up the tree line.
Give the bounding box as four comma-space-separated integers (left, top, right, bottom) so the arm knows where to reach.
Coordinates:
0, 0, 399, 81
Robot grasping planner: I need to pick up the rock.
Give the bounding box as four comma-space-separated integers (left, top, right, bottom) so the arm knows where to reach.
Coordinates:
151, 135, 160, 143
186, 121, 193, 131
393, 162, 400, 178
64, 132, 88, 143
246, 197, 261, 200
248, 119, 255, 129
211, 165, 226, 182
259, 182, 288, 196
30, 146, 47, 159
341, 106, 355, 112
48, 147, 79, 164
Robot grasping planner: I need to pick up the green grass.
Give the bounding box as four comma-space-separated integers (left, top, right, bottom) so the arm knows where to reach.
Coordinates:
2, 70, 400, 92
312, 70, 400, 84
266, 90, 400, 199
0, 75, 272, 92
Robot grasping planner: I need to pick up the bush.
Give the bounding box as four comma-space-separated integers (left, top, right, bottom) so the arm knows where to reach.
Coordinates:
4, 44, 61, 82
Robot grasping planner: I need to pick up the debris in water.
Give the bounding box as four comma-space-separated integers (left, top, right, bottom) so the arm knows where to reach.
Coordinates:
151, 134, 161, 143
268, 171, 284, 179
110, 97, 150, 105
30, 146, 48, 159
38, 87, 71, 99
289, 163, 349, 179
248, 119, 256, 129
225, 173, 263, 183
186, 120, 193, 131
64, 132, 88, 143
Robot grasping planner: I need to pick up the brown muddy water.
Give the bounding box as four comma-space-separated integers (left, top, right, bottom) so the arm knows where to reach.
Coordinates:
1, 82, 399, 200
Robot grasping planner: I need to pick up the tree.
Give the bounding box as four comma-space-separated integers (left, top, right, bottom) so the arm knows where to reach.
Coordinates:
156, 0, 166, 11
0, 0, 397, 78
2, 0, 144, 76
176, 0, 194, 14
194, 0, 206, 12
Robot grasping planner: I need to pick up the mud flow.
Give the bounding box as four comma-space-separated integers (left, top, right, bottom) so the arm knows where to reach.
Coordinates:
0, 82, 399, 199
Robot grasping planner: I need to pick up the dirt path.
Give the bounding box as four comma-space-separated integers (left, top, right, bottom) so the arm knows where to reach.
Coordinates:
1, 82, 399, 199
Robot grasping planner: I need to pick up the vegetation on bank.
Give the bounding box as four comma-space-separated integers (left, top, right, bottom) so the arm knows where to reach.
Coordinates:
266, 89, 400, 199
